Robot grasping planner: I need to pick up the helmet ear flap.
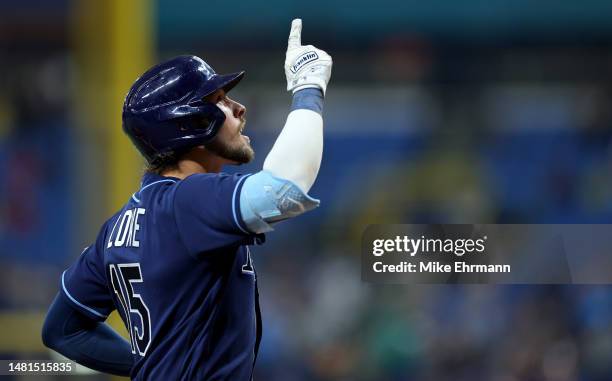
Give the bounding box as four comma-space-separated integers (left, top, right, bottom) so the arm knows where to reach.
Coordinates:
164, 103, 226, 147
188, 102, 226, 138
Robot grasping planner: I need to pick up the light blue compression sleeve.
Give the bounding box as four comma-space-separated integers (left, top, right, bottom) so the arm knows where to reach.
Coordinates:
239, 171, 320, 233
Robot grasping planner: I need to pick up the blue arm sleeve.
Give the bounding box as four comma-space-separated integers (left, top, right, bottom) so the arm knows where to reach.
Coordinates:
291, 88, 324, 114
42, 293, 133, 377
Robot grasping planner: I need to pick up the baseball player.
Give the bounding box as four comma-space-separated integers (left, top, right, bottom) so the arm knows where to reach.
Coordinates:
41, 19, 332, 380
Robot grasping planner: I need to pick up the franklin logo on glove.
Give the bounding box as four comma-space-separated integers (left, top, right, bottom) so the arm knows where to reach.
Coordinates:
290, 51, 319, 74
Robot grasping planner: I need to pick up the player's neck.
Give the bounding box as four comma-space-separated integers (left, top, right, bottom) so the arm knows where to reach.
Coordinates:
161, 147, 227, 179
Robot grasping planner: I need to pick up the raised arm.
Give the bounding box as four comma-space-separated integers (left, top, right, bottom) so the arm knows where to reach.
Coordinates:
239, 19, 333, 233
263, 18, 331, 192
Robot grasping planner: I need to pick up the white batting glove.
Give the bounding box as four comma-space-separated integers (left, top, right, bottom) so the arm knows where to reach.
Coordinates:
285, 19, 333, 95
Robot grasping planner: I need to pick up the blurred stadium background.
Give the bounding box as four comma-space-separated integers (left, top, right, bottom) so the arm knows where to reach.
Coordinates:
2, 0, 612, 380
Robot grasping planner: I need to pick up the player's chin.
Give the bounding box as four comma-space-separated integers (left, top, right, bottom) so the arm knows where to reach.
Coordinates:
230, 139, 255, 165
240, 143, 255, 164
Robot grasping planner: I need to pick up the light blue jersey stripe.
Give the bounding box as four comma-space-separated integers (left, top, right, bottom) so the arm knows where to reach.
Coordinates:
231, 176, 249, 234
61, 271, 107, 319
132, 179, 177, 203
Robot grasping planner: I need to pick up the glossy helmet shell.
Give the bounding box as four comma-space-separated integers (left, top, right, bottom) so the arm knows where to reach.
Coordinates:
122, 55, 244, 163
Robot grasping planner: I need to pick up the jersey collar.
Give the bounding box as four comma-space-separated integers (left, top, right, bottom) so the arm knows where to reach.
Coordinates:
132, 173, 181, 203
141, 172, 181, 187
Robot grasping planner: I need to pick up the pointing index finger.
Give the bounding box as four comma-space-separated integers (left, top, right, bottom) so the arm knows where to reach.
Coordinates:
288, 18, 302, 48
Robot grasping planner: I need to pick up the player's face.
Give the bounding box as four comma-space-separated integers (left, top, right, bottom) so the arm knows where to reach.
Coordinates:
204, 89, 255, 164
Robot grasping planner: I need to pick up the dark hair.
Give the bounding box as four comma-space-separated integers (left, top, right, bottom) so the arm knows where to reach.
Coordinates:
144, 151, 181, 175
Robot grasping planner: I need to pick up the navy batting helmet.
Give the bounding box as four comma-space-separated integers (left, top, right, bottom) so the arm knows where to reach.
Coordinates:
122, 55, 244, 164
